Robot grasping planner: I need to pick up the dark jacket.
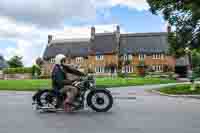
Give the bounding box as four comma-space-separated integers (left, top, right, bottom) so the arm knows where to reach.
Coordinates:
52, 64, 85, 90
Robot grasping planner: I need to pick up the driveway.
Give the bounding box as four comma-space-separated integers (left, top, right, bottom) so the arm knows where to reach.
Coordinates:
0, 83, 200, 133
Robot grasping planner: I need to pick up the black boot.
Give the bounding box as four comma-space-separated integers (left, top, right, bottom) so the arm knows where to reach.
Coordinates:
55, 97, 62, 109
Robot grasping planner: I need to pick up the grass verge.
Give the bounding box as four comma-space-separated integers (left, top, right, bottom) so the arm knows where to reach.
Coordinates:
0, 78, 176, 91
159, 84, 200, 95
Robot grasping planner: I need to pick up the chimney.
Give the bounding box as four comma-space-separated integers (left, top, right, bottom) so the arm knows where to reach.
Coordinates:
116, 25, 120, 43
91, 26, 95, 41
48, 35, 53, 44
167, 25, 172, 33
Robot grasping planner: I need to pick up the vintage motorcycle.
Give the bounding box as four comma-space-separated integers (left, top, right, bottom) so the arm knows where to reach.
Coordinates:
32, 75, 113, 112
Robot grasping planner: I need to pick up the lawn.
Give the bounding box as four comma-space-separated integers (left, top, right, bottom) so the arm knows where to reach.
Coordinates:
159, 84, 200, 95
0, 78, 176, 91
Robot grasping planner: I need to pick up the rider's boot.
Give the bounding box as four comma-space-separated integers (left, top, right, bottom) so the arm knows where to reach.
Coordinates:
55, 96, 62, 109
64, 99, 73, 112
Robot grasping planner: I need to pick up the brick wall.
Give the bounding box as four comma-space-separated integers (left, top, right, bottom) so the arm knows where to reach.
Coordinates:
69, 57, 89, 72
42, 54, 176, 75
132, 55, 175, 71
88, 54, 118, 72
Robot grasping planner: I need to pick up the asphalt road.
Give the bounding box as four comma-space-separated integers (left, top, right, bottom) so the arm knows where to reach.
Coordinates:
0, 84, 200, 133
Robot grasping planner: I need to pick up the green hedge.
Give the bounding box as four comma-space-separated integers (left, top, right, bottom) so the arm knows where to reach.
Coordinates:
117, 72, 138, 78
38, 75, 51, 79
3, 67, 33, 74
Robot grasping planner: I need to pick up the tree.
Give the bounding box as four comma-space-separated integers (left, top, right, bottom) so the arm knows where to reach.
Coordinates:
147, 0, 200, 57
7, 56, 23, 68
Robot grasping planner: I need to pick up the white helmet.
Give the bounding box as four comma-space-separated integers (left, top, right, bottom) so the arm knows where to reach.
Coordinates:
55, 54, 66, 65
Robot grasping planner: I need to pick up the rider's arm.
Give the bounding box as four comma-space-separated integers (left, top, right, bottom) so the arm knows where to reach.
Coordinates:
63, 65, 86, 76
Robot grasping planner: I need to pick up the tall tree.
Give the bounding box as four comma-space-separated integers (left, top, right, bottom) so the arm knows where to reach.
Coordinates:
7, 56, 23, 68
147, 0, 200, 57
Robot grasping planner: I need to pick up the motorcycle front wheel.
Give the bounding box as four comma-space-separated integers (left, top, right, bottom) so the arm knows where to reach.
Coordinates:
87, 89, 113, 112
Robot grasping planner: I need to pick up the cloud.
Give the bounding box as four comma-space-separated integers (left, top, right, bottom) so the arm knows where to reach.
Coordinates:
0, 0, 148, 27
93, 0, 149, 11
0, 17, 47, 66
111, 0, 149, 10
0, 0, 96, 28
0, 0, 146, 66
3, 40, 46, 66
52, 24, 125, 39
0, 17, 125, 66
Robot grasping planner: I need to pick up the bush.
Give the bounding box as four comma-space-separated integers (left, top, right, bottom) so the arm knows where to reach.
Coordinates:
193, 66, 200, 78
38, 75, 51, 79
117, 72, 125, 78
116, 72, 136, 78
163, 65, 174, 72
32, 65, 41, 76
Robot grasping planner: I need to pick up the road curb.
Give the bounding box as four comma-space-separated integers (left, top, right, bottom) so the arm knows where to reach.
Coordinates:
151, 90, 200, 99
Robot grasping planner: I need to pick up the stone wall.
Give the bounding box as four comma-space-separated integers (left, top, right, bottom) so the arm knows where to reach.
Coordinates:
3, 73, 32, 80
0, 70, 3, 79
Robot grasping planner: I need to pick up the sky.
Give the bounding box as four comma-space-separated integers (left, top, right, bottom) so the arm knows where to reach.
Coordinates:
0, 0, 167, 66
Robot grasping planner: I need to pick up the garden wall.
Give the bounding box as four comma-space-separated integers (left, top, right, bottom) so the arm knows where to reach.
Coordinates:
4, 73, 32, 80
0, 71, 3, 79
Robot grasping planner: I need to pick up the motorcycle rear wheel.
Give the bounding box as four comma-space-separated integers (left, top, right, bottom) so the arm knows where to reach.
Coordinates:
36, 90, 56, 107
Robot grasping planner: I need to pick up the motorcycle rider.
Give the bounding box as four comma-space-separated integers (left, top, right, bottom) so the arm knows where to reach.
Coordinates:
52, 54, 85, 111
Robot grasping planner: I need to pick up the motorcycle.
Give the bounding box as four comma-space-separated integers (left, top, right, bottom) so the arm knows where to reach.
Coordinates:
32, 75, 113, 112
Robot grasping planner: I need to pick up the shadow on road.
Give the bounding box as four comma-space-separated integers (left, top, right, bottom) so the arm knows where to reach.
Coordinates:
36, 109, 115, 117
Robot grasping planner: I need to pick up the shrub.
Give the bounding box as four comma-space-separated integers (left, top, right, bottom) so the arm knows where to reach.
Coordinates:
117, 72, 125, 78
193, 66, 200, 78
38, 75, 51, 79
32, 65, 41, 76
163, 65, 174, 72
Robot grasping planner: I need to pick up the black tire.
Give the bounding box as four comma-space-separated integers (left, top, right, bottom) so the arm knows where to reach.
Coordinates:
36, 90, 52, 107
87, 89, 113, 112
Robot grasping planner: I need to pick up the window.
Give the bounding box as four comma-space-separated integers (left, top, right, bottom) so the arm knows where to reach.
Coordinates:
152, 65, 163, 72
50, 58, 55, 64
139, 54, 145, 60
123, 54, 128, 61
96, 55, 104, 60
95, 66, 104, 73
128, 54, 133, 60
161, 54, 164, 59
122, 66, 133, 73
76, 57, 83, 63
152, 53, 164, 59
123, 54, 132, 61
